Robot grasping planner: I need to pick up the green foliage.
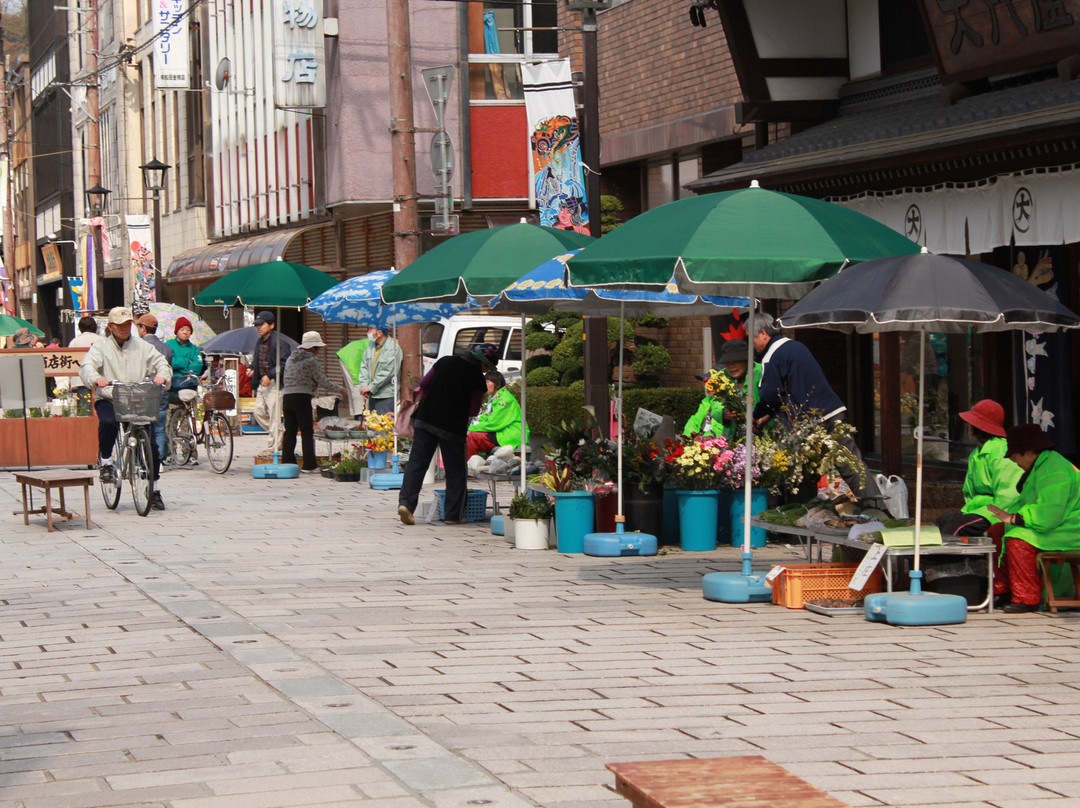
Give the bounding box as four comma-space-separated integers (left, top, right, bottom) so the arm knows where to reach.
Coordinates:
550, 320, 585, 383
526, 366, 560, 387
508, 492, 554, 520
525, 331, 560, 352
568, 379, 586, 395
522, 387, 703, 438
524, 355, 551, 374
631, 343, 673, 388
633, 312, 669, 330
606, 318, 635, 343
600, 194, 624, 235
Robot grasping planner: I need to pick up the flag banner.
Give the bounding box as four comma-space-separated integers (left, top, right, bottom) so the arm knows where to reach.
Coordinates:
126, 214, 156, 303
523, 59, 589, 234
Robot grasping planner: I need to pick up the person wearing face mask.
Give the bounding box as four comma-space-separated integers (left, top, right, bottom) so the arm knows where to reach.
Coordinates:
356, 326, 402, 415
337, 333, 371, 419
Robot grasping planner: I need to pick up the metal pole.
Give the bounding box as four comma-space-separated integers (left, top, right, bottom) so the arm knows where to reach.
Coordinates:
580, 6, 608, 437
387, 0, 422, 386
151, 190, 163, 300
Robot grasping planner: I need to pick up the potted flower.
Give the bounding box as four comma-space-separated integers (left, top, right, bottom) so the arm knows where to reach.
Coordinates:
330, 444, 366, 481
662, 434, 734, 551
362, 411, 395, 469
507, 492, 554, 550
538, 417, 615, 553
619, 429, 664, 537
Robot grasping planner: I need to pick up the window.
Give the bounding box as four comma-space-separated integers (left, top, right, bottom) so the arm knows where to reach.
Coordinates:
469, 0, 558, 102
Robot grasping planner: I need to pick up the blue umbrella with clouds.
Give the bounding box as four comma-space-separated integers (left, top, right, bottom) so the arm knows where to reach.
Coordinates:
308, 269, 476, 328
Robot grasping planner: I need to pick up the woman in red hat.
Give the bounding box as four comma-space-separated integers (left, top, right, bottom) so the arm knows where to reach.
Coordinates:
936, 399, 1021, 537
986, 424, 1080, 612
166, 316, 204, 391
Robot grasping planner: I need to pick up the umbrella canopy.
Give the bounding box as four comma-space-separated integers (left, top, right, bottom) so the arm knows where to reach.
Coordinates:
780, 250, 1080, 571
193, 260, 337, 308
567, 183, 920, 298
491, 250, 749, 317
0, 314, 45, 338
147, 302, 216, 344
380, 223, 593, 304
200, 326, 299, 357
777, 252, 1080, 334
308, 270, 477, 328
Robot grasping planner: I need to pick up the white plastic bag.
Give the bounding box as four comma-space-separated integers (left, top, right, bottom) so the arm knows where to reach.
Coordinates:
875, 473, 909, 519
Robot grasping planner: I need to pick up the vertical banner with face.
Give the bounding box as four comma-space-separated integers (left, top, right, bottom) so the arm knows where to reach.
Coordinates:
154, 0, 190, 88
523, 59, 589, 233
126, 214, 156, 304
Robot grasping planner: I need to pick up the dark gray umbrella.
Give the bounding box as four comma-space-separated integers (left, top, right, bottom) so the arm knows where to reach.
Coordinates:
200, 326, 299, 356
780, 250, 1080, 617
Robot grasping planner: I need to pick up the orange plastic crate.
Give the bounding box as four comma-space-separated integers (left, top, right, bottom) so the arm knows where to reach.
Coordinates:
770, 562, 883, 609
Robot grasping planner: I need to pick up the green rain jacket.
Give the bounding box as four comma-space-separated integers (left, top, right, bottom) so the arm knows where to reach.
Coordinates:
1004, 450, 1080, 550
683, 365, 761, 442
962, 437, 1022, 522
166, 338, 204, 378
469, 387, 527, 448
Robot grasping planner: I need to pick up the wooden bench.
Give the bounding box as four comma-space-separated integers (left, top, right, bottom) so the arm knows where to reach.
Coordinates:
1036, 550, 1080, 613
606, 756, 850, 808
13, 469, 96, 532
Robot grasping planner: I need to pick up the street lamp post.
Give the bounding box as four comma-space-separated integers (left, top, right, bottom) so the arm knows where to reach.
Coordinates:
84, 183, 111, 311
139, 159, 169, 301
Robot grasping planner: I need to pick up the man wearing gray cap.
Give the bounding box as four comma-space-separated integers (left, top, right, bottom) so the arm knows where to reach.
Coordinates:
246, 310, 293, 455
80, 307, 172, 509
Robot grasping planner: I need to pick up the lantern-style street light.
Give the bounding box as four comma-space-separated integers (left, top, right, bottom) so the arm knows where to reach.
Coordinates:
139, 159, 170, 298
84, 183, 111, 309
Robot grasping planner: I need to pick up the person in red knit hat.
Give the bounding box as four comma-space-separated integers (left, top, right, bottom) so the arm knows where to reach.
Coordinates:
166, 316, 204, 391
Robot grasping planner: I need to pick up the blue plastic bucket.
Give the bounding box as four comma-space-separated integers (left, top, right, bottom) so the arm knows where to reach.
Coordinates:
730, 488, 768, 548
367, 450, 388, 470
553, 491, 594, 553
677, 489, 720, 551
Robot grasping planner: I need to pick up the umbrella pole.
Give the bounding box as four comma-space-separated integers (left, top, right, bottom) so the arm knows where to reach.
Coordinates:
701, 289, 771, 602
913, 330, 926, 574
520, 311, 528, 492
616, 302, 624, 524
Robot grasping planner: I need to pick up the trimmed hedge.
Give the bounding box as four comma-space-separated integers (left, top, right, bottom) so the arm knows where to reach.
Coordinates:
523, 386, 704, 438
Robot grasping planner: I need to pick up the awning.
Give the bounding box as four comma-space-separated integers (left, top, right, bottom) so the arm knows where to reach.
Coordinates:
165, 224, 331, 284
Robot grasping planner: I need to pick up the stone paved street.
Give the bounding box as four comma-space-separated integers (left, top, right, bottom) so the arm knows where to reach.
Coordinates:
3, 435, 1080, 808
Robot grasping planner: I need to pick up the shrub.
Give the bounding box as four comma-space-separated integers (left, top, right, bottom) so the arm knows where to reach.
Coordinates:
632, 343, 673, 388
522, 387, 702, 438
526, 331, 560, 352
526, 366, 560, 387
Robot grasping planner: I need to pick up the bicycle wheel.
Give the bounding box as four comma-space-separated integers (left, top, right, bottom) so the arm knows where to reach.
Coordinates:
129, 428, 155, 517
204, 412, 234, 473
167, 406, 194, 465
99, 433, 122, 510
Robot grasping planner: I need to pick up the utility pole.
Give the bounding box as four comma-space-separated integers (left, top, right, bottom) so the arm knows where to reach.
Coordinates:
85, 0, 104, 310
386, 0, 421, 384
0, 15, 15, 316
579, 4, 609, 436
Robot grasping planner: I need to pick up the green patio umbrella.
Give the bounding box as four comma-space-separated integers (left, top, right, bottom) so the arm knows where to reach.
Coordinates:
567, 182, 920, 603
380, 223, 593, 304
193, 260, 337, 308
567, 182, 920, 298
0, 313, 45, 338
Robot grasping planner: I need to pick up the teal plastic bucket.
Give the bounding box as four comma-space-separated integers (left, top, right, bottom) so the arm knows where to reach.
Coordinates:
677, 489, 720, 551
553, 491, 594, 553
730, 488, 768, 548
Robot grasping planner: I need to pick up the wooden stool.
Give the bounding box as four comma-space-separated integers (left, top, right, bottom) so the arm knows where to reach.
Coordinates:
607, 756, 850, 808
1036, 551, 1080, 613
13, 469, 96, 532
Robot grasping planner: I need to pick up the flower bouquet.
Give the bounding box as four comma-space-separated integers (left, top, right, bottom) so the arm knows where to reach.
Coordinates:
662, 433, 734, 490
541, 416, 614, 491
620, 429, 663, 492
705, 369, 744, 419
362, 411, 395, 452
764, 400, 863, 497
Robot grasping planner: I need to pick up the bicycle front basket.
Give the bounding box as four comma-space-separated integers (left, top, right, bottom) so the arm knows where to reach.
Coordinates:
113, 382, 161, 423
202, 389, 236, 411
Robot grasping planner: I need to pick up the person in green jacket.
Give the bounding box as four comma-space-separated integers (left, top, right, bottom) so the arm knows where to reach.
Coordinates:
167, 317, 205, 391
466, 371, 528, 458
683, 339, 761, 443
936, 399, 1021, 536
987, 424, 1080, 612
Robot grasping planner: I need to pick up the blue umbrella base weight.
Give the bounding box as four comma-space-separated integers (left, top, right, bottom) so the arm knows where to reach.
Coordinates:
703, 571, 773, 602
584, 530, 657, 556
865, 571, 968, 625
252, 454, 299, 479
369, 473, 403, 490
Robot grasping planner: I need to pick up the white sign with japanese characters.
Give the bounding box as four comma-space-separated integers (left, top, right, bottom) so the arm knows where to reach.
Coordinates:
273, 0, 326, 108
153, 0, 189, 89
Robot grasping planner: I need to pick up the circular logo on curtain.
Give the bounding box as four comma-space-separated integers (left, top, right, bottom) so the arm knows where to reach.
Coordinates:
1013, 187, 1033, 233
905, 204, 922, 241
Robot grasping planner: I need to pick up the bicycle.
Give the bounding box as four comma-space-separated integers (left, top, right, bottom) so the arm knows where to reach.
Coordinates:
166, 374, 235, 474
99, 380, 162, 517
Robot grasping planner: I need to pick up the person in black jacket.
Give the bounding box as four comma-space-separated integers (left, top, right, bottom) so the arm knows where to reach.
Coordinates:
751, 313, 881, 506
246, 311, 294, 456
397, 344, 497, 525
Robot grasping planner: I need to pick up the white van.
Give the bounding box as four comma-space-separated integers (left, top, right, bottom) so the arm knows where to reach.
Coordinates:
420, 315, 524, 378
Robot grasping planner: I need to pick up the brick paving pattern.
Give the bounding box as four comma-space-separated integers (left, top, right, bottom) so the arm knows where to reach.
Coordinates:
2, 435, 1080, 807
